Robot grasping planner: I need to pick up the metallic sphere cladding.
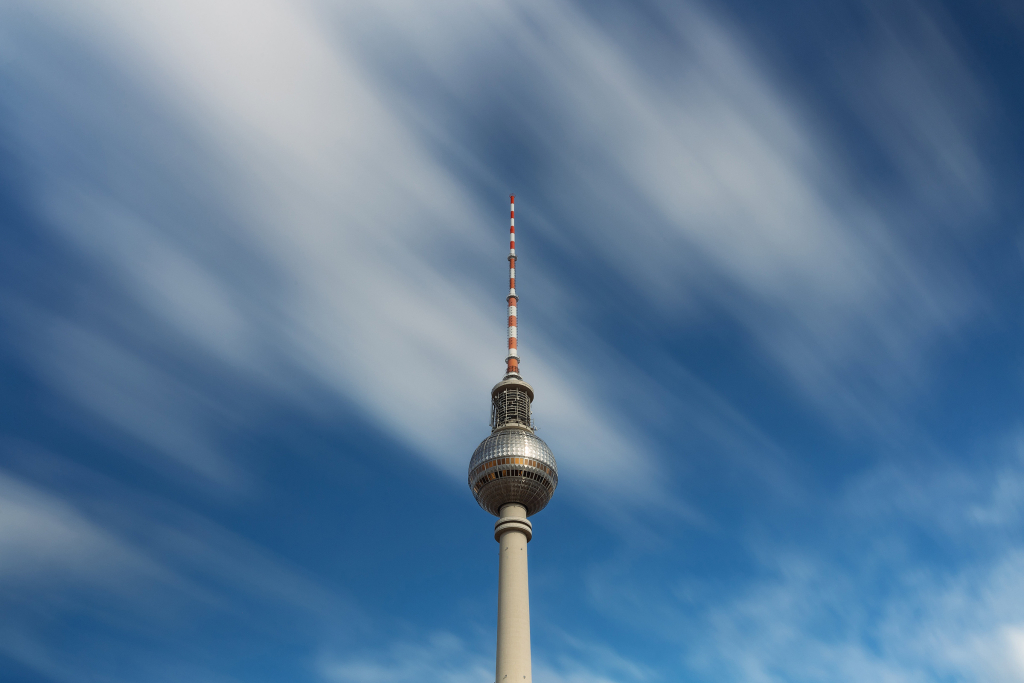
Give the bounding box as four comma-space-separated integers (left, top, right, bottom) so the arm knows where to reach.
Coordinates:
468, 429, 558, 517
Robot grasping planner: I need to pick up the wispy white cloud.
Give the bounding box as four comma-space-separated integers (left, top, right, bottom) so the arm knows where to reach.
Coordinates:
0, 450, 349, 681
573, 433, 1024, 682
343, 0, 990, 424
319, 632, 492, 683
0, 0, 1007, 552
3, 0, 676, 507
692, 438, 1024, 683
0, 468, 164, 586
318, 630, 648, 683
691, 549, 1024, 683
1, 0, 1000, 515
539, 628, 655, 683
21, 311, 241, 483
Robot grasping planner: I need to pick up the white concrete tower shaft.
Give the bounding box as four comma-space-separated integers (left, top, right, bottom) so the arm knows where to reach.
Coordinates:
495, 503, 533, 682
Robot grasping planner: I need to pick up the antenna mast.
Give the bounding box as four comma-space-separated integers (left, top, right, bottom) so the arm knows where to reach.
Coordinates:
506, 194, 520, 378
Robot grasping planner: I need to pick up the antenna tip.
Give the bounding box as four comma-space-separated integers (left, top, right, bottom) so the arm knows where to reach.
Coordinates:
510, 194, 515, 202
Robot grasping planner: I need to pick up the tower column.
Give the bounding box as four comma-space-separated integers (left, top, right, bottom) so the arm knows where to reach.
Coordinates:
470, 196, 556, 683
494, 503, 532, 683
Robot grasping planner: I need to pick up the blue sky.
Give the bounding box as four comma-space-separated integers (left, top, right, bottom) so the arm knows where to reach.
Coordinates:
1, 0, 1024, 681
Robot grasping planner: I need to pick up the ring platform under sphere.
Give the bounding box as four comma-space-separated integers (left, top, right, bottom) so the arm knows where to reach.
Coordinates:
468, 428, 558, 516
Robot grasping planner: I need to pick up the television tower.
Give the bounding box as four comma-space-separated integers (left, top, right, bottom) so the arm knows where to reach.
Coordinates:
469, 195, 558, 683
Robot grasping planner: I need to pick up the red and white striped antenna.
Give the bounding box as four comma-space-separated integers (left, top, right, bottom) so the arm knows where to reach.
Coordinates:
505, 194, 520, 377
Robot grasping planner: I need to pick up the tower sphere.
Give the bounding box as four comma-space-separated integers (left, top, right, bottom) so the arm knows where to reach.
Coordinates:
468, 378, 558, 517
469, 428, 558, 516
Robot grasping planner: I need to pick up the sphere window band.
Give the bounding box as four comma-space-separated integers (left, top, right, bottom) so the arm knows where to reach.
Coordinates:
471, 469, 554, 496
469, 457, 557, 480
